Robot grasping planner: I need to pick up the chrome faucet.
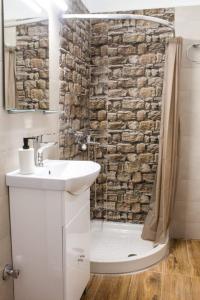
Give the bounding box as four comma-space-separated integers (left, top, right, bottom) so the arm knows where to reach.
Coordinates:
33, 134, 57, 167
37, 142, 57, 167
33, 135, 43, 166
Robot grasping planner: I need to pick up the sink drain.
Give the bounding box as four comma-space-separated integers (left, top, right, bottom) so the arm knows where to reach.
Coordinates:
128, 253, 137, 257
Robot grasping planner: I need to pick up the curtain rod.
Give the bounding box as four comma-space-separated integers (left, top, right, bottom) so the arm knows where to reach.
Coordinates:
62, 13, 174, 31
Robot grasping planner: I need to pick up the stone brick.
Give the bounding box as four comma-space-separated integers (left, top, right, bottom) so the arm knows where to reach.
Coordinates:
122, 132, 144, 143
16, 82, 23, 90
136, 143, 146, 153
109, 56, 126, 65
38, 48, 46, 59
141, 164, 151, 173
124, 161, 140, 173
139, 120, 155, 130
113, 68, 122, 78
108, 89, 127, 97
127, 154, 137, 162
132, 172, 142, 183
31, 58, 44, 68
128, 88, 138, 97
124, 193, 139, 204
122, 66, 144, 77
123, 33, 145, 43
93, 22, 108, 33
122, 100, 144, 110
37, 79, 46, 89
104, 202, 116, 210
143, 174, 155, 183
117, 144, 135, 153
139, 53, 156, 64
117, 203, 131, 212
31, 89, 44, 100
139, 153, 154, 163
140, 87, 156, 98
140, 195, 150, 204
107, 145, 117, 153
118, 45, 136, 55
89, 99, 106, 110
137, 110, 146, 121
131, 203, 141, 213
108, 121, 124, 130
117, 173, 131, 182
128, 55, 139, 64
108, 113, 117, 121
138, 43, 147, 54
128, 121, 138, 130
106, 154, 124, 161
97, 110, 107, 121
108, 47, 118, 56
137, 77, 147, 88
117, 111, 135, 121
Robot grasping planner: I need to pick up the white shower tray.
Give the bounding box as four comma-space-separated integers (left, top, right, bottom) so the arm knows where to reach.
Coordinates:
90, 220, 169, 274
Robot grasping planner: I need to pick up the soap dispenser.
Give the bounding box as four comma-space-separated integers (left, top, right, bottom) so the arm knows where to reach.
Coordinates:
18, 138, 35, 175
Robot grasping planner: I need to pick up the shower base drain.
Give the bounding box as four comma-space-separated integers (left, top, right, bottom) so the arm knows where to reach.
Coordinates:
128, 253, 137, 257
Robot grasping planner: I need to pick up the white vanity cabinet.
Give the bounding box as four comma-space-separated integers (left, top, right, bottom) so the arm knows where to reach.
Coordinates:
8, 187, 90, 300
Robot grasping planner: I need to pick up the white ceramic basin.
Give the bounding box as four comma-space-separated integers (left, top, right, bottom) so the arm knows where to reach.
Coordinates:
6, 160, 101, 194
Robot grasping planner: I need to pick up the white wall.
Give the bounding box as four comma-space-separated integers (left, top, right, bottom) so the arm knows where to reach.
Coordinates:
82, 0, 200, 12
0, 0, 60, 298
4, 0, 47, 21
172, 6, 200, 239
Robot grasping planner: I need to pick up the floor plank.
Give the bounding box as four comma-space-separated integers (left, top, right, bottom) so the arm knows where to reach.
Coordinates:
187, 240, 200, 277
94, 275, 132, 300
190, 276, 200, 300
162, 274, 192, 300
164, 240, 192, 276
148, 259, 164, 273
127, 272, 162, 300
162, 274, 200, 300
81, 275, 103, 300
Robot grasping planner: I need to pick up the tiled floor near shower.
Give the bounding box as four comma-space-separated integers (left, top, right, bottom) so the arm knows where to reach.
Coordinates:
82, 240, 200, 300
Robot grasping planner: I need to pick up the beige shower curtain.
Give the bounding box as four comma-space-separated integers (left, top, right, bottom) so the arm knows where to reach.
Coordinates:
5, 47, 16, 109
142, 37, 182, 243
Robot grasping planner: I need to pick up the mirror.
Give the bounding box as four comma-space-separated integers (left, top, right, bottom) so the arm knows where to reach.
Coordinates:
3, 0, 49, 111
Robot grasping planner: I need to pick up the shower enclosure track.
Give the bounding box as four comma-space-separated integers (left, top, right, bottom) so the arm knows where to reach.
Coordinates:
62, 13, 174, 35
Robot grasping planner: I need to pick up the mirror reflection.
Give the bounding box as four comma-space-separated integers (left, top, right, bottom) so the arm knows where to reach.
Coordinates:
3, 0, 49, 110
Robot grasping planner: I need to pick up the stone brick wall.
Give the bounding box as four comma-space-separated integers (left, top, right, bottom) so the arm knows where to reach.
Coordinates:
59, 0, 90, 160
59, 5, 174, 223
16, 21, 49, 110
89, 9, 174, 223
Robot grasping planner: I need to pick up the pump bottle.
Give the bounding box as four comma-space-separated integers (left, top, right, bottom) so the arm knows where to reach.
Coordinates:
18, 138, 35, 174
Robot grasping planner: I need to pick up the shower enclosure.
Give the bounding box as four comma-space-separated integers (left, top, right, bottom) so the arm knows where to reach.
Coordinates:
59, 7, 174, 273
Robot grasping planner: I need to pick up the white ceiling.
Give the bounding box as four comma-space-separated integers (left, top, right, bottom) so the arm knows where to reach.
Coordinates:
81, 0, 200, 12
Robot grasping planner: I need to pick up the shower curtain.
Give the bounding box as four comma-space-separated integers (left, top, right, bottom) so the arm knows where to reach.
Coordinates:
141, 37, 183, 243
5, 47, 16, 109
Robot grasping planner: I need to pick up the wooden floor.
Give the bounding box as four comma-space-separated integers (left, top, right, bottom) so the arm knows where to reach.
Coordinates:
81, 240, 200, 300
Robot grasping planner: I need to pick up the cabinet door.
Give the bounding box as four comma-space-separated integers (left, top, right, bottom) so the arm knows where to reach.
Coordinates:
63, 203, 90, 300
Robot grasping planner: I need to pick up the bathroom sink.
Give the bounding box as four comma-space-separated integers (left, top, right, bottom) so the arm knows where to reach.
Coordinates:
6, 160, 101, 194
